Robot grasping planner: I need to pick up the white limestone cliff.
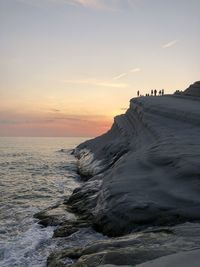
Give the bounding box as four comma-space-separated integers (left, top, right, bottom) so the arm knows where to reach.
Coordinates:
75, 84, 200, 236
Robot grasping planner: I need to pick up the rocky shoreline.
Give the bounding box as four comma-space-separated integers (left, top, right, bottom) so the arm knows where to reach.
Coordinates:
35, 82, 200, 266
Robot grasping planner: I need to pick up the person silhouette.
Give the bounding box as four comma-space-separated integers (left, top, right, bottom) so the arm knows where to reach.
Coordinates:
159, 90, 161, 96
151, 90, 153, 96
162, 89, 164, 96
137, 90, 140, 97
154, 89, 157, 96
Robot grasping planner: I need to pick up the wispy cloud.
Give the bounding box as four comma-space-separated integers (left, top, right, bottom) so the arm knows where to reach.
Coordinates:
162, 40, 178, 48
113, 67, 141, 80
54, 114, 108, 122
50, 108, 60, 113
62, 79, 128, 88
0, 118, 54, 125
113, 72, 128, 80
0, 110, 109, 125
15, 0, 105, 9
68, 0, 107, 10
130, 67, 141, 73
70, 0, 143, 10
15, 0, 141, 11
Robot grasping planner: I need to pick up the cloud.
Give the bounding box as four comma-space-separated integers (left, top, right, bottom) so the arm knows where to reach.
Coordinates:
15, 0, 141, 11
0, 110, 109, 126
62, 79, 128, 88
130, 67, 141, 73
15, 0, 109, 9
54, 116, 85, 122
113, 72, 128, 80
0, 119, 54, 125
70, 0, 143, 10
162, 40, 178, 48
50, 108, 60, 112
113, 67, 141, 80
54, 114, 108, 123
68, 0, 106, 10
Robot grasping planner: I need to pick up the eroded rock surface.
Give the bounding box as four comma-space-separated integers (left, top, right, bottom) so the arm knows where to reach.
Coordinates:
37, 83, 200, 266
184, 81, 200, 97
34, 204, 77, 227
73, 93, 200, 237
47, 223, 200, 267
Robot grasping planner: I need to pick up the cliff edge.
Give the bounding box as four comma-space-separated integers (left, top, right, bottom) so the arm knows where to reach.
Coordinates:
74, 89, 200, 236
46, 82, 200, 267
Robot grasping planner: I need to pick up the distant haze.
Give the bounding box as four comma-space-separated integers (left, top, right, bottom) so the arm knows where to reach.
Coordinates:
0, 0, 199, 136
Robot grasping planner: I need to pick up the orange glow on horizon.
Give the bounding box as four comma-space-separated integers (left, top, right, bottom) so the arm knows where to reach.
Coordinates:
1, 0, 199, 137
0, 117, 113, 137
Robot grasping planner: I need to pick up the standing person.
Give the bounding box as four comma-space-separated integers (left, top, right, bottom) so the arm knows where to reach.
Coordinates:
137, 90, 140, 97
151, 89, 153, 96
162, 89, 164, 96
159, 90, 161, 96
154, 89, 157, 96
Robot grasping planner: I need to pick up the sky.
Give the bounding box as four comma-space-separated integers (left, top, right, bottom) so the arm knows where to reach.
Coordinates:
0, 0, 199, 137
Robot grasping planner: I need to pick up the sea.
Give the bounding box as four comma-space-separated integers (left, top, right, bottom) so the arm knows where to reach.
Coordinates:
0, 137, 104, 267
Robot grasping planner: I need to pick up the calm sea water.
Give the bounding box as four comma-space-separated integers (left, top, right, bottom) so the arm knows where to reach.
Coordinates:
0, 137, 91, 267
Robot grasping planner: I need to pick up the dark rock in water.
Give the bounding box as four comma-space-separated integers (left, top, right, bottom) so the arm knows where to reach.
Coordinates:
53, 219, 92, 238
47, 223, 200, 267
70, 249, 170, 267
47, 248, 82, 267
34, 204, 77, 227
53, 224, 80, 238
35, 203, 93, 238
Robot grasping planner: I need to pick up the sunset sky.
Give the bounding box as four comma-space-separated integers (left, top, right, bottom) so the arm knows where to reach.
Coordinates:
0, 0, 199, 137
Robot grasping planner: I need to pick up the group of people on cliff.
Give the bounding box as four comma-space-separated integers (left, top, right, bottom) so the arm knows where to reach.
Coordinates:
137, 89, 164, 97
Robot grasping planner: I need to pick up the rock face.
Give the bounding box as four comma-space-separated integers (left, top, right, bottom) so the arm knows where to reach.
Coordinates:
47, 223, 200, 267
135, 248, 200, 267
184, 81, 200, 97
46, 83, 200, 266
74, 93, 200, 237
